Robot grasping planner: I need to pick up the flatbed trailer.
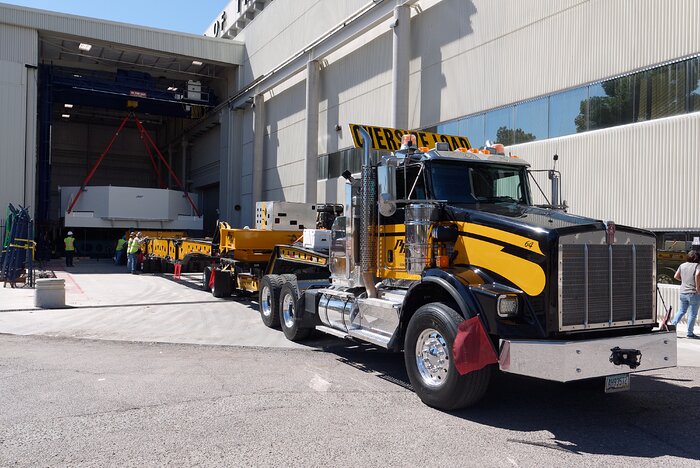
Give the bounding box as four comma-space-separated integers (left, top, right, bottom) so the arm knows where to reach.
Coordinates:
142, 221, 332, 301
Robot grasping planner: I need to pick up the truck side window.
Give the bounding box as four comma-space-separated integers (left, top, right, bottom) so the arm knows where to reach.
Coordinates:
396, 165, 426, 200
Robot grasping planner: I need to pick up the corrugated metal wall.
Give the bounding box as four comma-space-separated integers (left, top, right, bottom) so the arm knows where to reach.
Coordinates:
240, 0, 367, 83
0, 3, 241, 65
0, 24, 37, 222
231, 0, 700, 215
508, 113, 700, 231
409, 0, 700, 128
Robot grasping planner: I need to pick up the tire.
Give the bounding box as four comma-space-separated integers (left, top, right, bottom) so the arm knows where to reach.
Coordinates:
142, 258, 153, 273
404, 303, 492, 410
657, 273, 674, 284
202, 266, 212, 292
280, 274, 298, 285
212, 269, 232, 298
279, 282, 311, 341
259, 275, 284, 328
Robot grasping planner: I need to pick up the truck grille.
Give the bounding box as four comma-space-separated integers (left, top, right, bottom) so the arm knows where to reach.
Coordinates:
559, 234, 656, 331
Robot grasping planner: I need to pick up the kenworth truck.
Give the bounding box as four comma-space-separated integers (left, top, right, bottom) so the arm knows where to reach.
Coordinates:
258, 124, 677, 410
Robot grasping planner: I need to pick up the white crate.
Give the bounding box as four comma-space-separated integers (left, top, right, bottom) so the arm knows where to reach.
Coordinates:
255, 201, 317, 231
302, 229, 331, 251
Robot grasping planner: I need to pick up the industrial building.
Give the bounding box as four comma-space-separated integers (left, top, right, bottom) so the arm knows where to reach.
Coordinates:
1, 0, 699, 256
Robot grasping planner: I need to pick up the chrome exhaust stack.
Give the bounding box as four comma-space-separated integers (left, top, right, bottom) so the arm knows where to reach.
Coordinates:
358, 126, 377, 298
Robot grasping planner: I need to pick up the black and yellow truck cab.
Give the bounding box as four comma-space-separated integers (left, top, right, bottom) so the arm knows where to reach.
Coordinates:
261, 124, 677, 411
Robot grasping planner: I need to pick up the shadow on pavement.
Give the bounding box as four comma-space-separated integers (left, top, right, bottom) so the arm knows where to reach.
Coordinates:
319, 340, 699, 461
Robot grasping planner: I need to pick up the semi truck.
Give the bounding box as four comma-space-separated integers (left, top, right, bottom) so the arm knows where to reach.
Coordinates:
257, 124, 677, 410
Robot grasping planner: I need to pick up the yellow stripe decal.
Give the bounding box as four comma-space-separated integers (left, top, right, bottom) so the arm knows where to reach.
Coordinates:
458, 222, 544, 256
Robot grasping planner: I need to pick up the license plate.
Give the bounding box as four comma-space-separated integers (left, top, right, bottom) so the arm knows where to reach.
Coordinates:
605, 373, 630, 393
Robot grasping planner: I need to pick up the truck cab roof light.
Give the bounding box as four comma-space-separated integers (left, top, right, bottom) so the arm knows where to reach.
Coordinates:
456, 147, 468, 153
400, 134, 417, 150
418, 146, 429, 153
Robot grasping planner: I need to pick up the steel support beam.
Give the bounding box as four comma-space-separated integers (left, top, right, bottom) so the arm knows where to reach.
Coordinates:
252, 94, 265, 211
181, 137, 188, 190
391, 4, 410, 129
304, 60, 320, 204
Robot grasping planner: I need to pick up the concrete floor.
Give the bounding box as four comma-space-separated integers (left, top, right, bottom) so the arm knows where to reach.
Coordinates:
1, 257, 698, 367
0, 258, 324, 349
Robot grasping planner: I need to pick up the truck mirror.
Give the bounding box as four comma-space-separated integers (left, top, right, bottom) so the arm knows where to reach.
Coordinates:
379, 193, 397, 217
377, 164, 397, 217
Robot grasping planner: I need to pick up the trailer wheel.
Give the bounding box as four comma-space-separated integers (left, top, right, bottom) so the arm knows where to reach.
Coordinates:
259, 275, 283, 328
202, 266, 212, 292
404, 303, 492, 410
212, 269, 232, 298
279, 283, 311, 341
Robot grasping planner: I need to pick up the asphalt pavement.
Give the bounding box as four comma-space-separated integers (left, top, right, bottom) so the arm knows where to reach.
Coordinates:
1, 258, 698, 365
1, 258, 699, 466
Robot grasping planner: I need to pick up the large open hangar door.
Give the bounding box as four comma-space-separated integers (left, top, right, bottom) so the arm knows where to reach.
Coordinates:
36, 34, 231, 257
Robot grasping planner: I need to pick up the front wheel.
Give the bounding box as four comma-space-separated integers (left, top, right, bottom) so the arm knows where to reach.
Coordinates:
404, 303, 492, 410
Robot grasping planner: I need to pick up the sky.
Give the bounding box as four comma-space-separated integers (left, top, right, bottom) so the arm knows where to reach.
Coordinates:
3, 1, 231, 35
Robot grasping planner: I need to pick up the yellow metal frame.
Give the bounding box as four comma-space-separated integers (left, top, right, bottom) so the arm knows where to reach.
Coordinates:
219, 228, 300, 263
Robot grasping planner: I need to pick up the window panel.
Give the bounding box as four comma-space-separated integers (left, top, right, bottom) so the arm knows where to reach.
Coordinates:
514, 98, 548, 143
485, 107, 514, 145
328, 152, 342, 179
588, 76, 635, 131
459, 115, 485, 148
317, 154, 328, 180
687, 56, 700, 113
549, 87, 588, 137
636, 62, 686, 121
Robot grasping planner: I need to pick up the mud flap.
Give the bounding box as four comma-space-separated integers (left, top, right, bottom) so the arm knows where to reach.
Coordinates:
452, 316, 498, 375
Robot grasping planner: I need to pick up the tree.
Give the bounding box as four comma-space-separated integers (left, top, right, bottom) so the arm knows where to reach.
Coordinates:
496, 126, 536, 145
575, 78, 634, 132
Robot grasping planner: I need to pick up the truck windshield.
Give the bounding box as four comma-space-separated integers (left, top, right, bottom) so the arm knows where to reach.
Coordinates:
428, 161, 530, 205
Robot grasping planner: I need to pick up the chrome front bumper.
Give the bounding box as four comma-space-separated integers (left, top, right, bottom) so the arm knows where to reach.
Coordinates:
499, 331, 677, 382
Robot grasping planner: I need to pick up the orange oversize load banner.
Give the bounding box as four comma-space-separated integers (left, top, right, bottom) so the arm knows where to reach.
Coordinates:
349, 123, 471, 152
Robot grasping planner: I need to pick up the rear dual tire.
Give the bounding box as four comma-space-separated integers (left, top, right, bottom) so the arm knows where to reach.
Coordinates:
259, 275, 284, 328
279, 282, 311, 342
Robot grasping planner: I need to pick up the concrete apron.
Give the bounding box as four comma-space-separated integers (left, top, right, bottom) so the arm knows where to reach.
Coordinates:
0, 258, 317, 349
1, 259, 697, 354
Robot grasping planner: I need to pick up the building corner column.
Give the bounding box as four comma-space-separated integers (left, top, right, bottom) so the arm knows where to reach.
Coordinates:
252, 94, 265, 215
392, 4, 411, 129
305, 60, 320, 204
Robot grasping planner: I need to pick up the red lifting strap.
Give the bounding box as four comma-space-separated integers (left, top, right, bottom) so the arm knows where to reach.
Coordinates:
67, 113, 201, 217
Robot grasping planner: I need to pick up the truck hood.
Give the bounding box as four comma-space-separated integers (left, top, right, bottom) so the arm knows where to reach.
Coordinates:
445, 203, 604, 236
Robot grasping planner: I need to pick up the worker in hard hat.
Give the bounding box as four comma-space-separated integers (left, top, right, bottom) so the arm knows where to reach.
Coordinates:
114, 234, 127, 265
126, 231, 143, 274
64, 231, 76, 267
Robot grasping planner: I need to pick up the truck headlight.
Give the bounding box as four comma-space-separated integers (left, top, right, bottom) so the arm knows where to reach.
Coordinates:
497, 295, 519, 318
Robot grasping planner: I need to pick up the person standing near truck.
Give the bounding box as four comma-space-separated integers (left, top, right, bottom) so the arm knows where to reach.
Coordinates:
64, 231, 76, 267
126, 232, 142, 274
114, 235, 127, 265
671, 250, 700, 338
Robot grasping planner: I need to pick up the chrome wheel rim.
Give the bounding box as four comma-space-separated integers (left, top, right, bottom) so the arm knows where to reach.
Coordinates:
282, 293, 295, 329
261, 285, 272, 318
415, 328, 450, 388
